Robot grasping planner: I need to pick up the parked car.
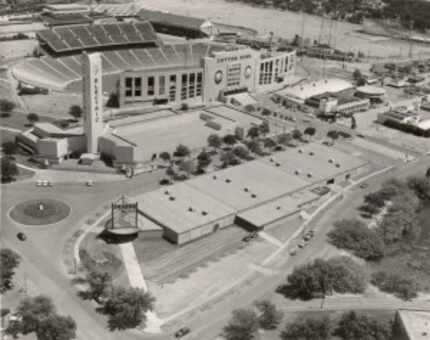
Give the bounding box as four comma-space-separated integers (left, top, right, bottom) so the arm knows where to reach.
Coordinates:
86, 180, 94, 187
359, 182, 368, 189
289, 250, 297, 256
17, 232, 26, 241
174, 327, 191, 338
298, 242, 305, 248
36, 180, 42, 187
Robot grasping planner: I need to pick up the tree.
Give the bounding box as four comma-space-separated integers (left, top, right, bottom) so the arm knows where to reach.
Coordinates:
100, 286, 155, 330
259, 121, 270, 136
280, 316, 331, 340
2, 141, 18, 156
106, 92, 119, 108
263, 138, 277, 148
246, 140, 262, 155
84, 269, 112, 303
406, 175, 430, 200
0, 99, 15, 117
197, 150, 212, 168
292, 129, 302, 140
304, 127, 316, 139
335, 311, 392, 340
180, 102, 189, 111
223, 309, 259, 340
247, 126, 260, 139
27, 113, 39, 125
233, 145, 250, 160
285, 257, 366, 300
159, 151, 171, 162
0, 248, 20, 293
223, 134, 237, 145
1, 157, 19, 183
351, 115, 357, 129
277, 133, 293, 145
327, 219, 385, 261
221, 151, 240, 167
173, 144, 190, 157
426, 167, 430, 181
36, 314, 77, 340
326, 130, 339, 144
6, 295, 76, 340
178, 159, 195, 174
353, 69, 363, 81
371, 271, 418, 301
254, 300, 283, 330
207, 134, 222, 148
68, 105, 82, 119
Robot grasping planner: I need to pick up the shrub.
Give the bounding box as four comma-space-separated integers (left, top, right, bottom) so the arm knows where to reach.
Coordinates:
173, 144, 190, 157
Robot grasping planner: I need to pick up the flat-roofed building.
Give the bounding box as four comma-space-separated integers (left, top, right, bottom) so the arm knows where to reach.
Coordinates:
261, 143, 368, 185
393, 310, 430, 340
187, 160, 309, 211
135, 182, 236, 244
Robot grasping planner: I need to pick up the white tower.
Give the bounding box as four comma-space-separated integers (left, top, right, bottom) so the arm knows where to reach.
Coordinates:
82, 52, 104, 154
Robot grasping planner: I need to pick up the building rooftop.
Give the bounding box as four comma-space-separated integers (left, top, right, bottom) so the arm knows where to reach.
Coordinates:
33, 122, 84, 136
260, 143, 367, 183
138, 9, 207, 31
135, 182, 236, 234
237, 190, 319, 228
187, 160, 310, 211
398, 310, 430, 340
277, 78, 354, 102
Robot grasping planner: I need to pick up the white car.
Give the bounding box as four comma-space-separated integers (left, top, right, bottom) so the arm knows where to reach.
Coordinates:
42, 180, 49, 187
86, 180, 93, 187
36, 180, 42, 187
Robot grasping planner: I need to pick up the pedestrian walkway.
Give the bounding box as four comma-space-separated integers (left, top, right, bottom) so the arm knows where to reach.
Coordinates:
258, 231, 283, 247
119, 242, 148, 292
118, 242, 163, 334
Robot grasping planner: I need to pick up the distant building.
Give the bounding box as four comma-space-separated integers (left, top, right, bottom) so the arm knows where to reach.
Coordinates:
356, 85, 386, 103
393, 310, 430, 340
43, 4, 90, 15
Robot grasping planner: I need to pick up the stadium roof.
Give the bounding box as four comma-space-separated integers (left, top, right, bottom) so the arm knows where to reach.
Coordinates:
277, 78, 354, 102
397, 310, 430, 340
260, 143, 367, 183
37, 21, 158, 53
138, 9, 207, 31
187, 160, 309, 211
135, 182, 236, 234
93, 3, 144, 17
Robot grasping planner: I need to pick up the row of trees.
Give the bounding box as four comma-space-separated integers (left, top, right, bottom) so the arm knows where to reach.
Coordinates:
1, 157, 19, 183
224, 307, 393, 340
5, 295, 77, 340
0, 248, 21, 292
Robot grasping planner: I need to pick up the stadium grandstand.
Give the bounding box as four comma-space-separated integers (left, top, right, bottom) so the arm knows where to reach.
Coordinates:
13, 42, 226, 91
36, 21, 159, 56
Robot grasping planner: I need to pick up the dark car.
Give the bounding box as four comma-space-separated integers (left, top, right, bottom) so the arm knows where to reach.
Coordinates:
174, 327, 191, 338
17, 232, 26, 241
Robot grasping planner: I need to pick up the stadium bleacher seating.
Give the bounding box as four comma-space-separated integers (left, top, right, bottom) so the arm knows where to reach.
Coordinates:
37, 21, 159, 54
13, 42, 222, 91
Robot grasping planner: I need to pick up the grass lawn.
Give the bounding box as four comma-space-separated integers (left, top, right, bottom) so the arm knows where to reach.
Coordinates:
9, 199, 70, 225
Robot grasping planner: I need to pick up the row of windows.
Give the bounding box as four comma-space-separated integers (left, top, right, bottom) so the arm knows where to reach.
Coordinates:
124, 72, 203, 102
258, 54, 294, 85
227, 63, 241, 87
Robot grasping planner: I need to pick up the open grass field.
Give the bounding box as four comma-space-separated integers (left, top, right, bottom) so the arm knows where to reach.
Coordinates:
9, 198, 70, 226
0, 39, 38, 61
20, 92, 82, 119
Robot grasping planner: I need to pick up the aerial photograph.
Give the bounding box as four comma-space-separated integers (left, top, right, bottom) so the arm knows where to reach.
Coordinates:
1, 0, 430, 339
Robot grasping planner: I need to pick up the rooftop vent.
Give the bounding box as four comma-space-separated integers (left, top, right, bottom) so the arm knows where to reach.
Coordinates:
251, 194, 257, 198
275, 162, 280, 167
226, 178, 231, 183
202, 211, 208, 216
328, 158, 334, 163
335, 163, 341, 168
307, 173, 312, 178
169, 196, 175, 201
188, 207, 194, 212
309, 151, 314, 156
244, 187, 249, 192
